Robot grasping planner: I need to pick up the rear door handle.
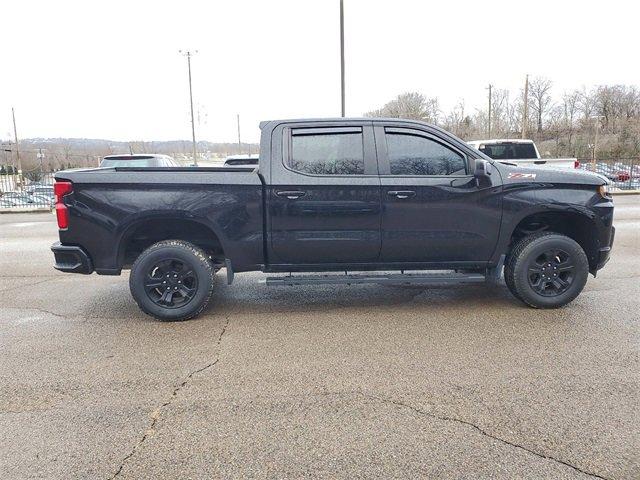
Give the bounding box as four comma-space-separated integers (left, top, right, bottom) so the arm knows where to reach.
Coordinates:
387, 190, 416, 199
276, 190, 306, 200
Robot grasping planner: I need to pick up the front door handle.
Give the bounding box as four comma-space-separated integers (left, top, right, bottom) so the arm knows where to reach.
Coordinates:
276, 190, 306, 200
387, 190, 416, 199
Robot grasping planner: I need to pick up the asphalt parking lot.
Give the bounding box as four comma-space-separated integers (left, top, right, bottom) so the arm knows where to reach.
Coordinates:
1, 196, 639, 480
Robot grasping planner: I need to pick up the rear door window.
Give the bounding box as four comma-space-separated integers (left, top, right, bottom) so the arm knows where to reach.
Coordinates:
288, 128, 365, 175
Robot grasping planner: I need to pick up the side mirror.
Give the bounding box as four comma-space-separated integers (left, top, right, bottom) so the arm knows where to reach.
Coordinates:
474, 159, 492, 177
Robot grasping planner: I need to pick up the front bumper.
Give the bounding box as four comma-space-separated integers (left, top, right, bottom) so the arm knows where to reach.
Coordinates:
51, 242, 94, 274
596, 226, 615, 270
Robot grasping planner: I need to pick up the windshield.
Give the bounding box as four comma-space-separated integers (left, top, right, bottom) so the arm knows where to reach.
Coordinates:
479, 143, 538, 160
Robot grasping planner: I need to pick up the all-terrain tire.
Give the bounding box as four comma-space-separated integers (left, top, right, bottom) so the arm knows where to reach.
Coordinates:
503, 247, 522, 301
129, 240, 215, 321
507, 232, 589, 309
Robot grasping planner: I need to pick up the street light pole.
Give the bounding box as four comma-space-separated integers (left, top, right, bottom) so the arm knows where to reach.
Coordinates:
591, 115, 605, 171
340, 0, 345, 117
180, 50, 198, 166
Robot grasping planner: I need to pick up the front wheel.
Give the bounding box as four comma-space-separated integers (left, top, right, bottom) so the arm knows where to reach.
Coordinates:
129, 240, 215, 321
505, 232, 589, 309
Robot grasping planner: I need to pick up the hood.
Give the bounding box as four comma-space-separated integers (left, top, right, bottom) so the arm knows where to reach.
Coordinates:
494, 162, 608, 186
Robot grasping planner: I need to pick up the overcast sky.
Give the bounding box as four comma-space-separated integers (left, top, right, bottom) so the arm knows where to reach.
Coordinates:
1, 0, 637, 143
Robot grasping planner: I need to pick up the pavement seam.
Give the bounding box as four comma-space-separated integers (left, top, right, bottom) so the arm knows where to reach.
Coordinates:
0, 275, 61, 278
363, 393, 609, 480
107, 315, 231, 480
2, 306, 68, 318
0, 277, 58, 293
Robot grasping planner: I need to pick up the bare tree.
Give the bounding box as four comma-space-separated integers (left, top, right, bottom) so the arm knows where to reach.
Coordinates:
562, 91, 581, 150
529, 77, 553, 133
365, 92, 440, 123
442, 100, 472, 138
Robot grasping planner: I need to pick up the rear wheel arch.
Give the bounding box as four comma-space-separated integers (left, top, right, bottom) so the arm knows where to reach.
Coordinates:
116, 217, 226, 269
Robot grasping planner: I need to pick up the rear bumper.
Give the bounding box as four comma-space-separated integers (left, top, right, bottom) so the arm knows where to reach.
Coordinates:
596, 226, 615, 270
51, 242, 94, 274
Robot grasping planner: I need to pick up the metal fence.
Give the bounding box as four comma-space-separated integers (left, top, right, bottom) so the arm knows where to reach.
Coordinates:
578, 157, 640, 191
0, 170, 57, 210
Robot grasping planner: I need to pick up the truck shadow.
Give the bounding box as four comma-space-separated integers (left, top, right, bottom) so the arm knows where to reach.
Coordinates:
204, 273, 521, 317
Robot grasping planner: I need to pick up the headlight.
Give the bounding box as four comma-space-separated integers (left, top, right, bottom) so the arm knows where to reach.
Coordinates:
598, 183, 612, 198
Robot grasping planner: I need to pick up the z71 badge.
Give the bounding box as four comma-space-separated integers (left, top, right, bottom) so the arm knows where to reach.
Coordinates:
508, 172, 537, 179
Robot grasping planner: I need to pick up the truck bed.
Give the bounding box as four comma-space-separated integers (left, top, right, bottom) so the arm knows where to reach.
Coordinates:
55, 166, 266, 274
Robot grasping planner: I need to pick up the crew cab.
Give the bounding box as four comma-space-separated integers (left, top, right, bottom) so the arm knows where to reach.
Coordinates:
467, 139, 580, 169
51, 118, 615, 321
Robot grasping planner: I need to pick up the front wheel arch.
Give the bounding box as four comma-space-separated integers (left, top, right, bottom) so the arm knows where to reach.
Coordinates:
504, 210, 600, 273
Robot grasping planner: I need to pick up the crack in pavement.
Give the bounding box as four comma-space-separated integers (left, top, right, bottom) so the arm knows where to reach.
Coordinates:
108, 315, 230, 480
105, 384, 609, 480
362, 393, 609, 480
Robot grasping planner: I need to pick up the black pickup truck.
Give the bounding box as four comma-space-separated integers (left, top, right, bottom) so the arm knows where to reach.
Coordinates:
51, 118, 615, 321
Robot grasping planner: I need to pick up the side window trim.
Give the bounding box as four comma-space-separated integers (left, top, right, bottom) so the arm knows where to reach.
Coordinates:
379, 126, 470, 177
283, 125, 377, 177
291, 126, 362, 136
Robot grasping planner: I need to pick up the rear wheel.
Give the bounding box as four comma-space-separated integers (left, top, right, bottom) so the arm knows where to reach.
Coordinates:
505, 232, 589, 308
129, 240, 215, 321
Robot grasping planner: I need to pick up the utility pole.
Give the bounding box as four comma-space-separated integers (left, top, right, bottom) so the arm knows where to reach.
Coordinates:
237, 114, 242, 155
591, 116, 604, 170
340, 0, 345, 117
12, 107, 23, 189
521, 74, 529, 139
38, 148, 45, 176
180, 50, 198, 166
487, 84, 493, 138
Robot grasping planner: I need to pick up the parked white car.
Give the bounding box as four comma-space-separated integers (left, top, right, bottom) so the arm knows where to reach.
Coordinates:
467, 139, 579, 169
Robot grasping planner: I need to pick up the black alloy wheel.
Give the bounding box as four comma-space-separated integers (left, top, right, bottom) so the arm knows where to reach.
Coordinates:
526, 248, 575, 297
130, 240, 215, 321
144, 258, 198, 308
504, 231, 589, 309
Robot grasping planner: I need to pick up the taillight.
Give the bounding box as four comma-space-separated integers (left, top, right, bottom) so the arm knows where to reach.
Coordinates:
574, 159, 580, 169
54, 181, 73, 229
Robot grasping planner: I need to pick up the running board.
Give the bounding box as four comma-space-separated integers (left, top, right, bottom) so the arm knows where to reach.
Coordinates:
265, 272, 486, 287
